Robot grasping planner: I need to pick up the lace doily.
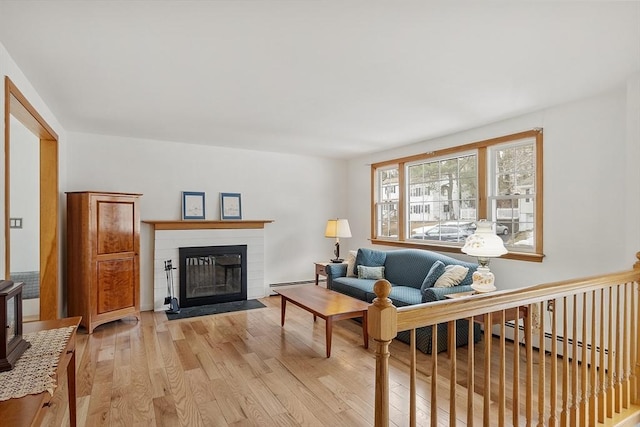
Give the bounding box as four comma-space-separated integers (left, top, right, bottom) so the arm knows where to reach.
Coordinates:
0, 325, 76, 401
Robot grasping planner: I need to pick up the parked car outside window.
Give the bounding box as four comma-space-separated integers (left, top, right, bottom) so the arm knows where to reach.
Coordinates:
412, 225, 473, 242
495, 223, 509, 235
466, 221, 510, 235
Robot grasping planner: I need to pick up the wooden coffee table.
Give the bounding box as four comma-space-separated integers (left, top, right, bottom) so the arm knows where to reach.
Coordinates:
275, 285, 370, 357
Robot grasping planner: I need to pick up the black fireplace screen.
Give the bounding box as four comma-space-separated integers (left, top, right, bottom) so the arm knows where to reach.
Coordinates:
178, 245, 247, 307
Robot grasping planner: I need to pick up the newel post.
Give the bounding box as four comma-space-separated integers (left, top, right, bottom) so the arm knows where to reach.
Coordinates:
368, 279, 397, 427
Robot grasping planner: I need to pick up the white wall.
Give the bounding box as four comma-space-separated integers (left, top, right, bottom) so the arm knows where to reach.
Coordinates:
624, 73, 640, 261
9, 116, 40, 272
65, 133, 349, 310
347, 82, 640, 291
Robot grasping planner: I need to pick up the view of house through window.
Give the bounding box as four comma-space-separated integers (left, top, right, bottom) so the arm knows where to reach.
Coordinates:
407, 152, 477, 243
376, 166, 399, 238
489, 139, 537, 248
372, 129, 543, 261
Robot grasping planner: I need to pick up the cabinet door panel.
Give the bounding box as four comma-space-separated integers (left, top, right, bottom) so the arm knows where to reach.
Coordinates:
96, 258, 135, 314
96, 201, 135, 254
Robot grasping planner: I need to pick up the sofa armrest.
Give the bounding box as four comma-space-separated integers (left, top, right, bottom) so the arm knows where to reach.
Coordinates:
422, 285, 475, 303
325, 263, 348, 290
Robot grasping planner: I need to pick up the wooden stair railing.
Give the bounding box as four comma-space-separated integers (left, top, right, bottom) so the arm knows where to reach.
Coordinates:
368, 252, 640, 426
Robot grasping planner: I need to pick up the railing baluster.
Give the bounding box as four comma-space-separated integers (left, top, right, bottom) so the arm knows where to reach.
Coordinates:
537, 302, 545, 427
623, 282, 630, 409
499, 310, 506, 427
467, 317, 475, 427
431, 325, 438, 427
607, 286, 614, 419
549, 299, 558, 426
484, 312, 492, 426
615, 284, 623, 413
526, 304, 533, 426
613, 286, 622, 414
571, 294, 578, 427
580, 293, 588, 424
632, 281, 639, 404
449, 321, 456, 427
513, 306, 521, 427
410, 328, 416, 427
598, 288, 606, 423
561, 297, 569, 426
589, 290, 597, 427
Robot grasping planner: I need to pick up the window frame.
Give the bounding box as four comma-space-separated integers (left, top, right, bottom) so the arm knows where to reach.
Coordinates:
371, 129, 544, 262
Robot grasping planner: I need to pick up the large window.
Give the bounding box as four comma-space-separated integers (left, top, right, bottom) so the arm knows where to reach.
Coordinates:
372, 130, 543, 261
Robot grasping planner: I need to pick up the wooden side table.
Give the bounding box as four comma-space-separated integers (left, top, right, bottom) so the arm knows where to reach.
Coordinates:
314, 262, 331, 286
0, 316, 81, 427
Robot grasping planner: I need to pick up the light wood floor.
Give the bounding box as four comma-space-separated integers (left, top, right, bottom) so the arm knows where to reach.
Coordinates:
41, 292, 380, 426
39, 290, 533, 427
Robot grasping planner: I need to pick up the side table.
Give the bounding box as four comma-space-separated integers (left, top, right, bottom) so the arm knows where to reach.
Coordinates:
314, 261, 346, 286
314, 262, 331, 286
0, 316, 81, 427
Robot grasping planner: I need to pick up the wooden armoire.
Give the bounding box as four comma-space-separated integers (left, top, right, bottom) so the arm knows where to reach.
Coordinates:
66, 191, 141, 333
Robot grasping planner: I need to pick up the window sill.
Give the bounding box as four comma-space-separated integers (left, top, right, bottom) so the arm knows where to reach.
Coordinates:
369, 239, 544, 263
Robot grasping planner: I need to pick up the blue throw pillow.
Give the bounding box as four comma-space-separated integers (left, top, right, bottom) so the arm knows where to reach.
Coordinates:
420, 260, 446, 295
354, 248, 387, 275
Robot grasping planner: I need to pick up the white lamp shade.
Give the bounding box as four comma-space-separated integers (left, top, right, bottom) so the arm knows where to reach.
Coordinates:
461, 220, 507, 258
325, 219, 352, 238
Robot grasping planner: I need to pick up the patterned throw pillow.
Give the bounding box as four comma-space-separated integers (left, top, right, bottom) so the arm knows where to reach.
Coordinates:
434, 265, 469, 288
420, 260, 446, 293
354, 248, 387, 275
357, 265, 385, 280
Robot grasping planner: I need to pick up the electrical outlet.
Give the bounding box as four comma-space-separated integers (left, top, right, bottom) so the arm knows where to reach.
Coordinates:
547, 300, 555, 312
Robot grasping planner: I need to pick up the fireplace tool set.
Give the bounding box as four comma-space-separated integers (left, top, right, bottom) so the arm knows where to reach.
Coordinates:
164, 260, 180, 314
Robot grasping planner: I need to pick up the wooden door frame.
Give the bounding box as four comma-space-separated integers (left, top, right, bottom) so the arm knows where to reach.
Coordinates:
4, 76, 59, 320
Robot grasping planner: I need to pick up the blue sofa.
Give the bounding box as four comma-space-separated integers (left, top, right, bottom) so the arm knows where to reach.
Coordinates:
325, 248, 481, 354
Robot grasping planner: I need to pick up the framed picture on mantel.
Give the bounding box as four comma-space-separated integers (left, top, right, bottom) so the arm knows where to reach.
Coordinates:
220, 192, 242, 220
182, 191, 205, 220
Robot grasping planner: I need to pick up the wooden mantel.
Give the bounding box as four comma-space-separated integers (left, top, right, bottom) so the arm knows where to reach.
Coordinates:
143, 220, 274, 230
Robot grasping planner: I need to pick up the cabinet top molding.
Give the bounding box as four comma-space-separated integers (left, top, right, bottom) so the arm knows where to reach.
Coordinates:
142, 220, 274, 230
65, 191, 143, 196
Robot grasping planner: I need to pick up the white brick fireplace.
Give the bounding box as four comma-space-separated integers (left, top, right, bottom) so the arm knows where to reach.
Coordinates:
144, 220, 273, 311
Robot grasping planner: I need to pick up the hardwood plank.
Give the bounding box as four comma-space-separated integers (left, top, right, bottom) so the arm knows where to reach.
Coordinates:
194, 398, 229, 426
156, 331, 206, 427
152, 395, 180, 427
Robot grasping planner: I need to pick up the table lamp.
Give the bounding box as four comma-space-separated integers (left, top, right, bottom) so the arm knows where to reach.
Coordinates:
325, 219, 351, 263
461, 220, 507, 292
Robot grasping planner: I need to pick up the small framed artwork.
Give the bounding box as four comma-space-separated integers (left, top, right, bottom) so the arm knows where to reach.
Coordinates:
220, 193, 242, 220
182, 191, 205, 220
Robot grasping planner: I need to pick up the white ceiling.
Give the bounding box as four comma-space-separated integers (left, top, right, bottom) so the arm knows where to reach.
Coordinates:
0, 1, 638, 159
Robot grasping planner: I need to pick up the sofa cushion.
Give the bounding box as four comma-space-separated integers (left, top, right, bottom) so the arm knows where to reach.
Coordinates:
434, 265, 469, 287
383, 249, 440, 289
364, 285, 422, 307
331, 277, 377, 301
420, 260, 446, 294
357, 265, 385, 280
388, 286, 422, 306
355, 248, 387, 275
